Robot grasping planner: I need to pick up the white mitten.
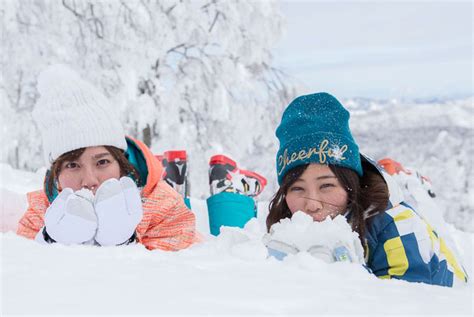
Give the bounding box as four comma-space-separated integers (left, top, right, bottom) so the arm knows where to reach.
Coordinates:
307, 245, 335, 263
94, 177, 143, 246
307, 242, 362, 263
43, 188, 98, 245
263, 233, 299, 261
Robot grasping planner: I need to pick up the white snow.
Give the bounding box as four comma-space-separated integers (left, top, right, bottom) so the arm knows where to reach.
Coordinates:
1, 164, 472, 315
2, 1, 472, 314
264, 212, 365, 264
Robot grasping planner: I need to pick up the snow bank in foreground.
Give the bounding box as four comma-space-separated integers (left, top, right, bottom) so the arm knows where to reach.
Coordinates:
2, 227, 473, 315
1, 164, 473, 315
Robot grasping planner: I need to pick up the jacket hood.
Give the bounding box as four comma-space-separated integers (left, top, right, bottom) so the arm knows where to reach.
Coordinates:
360, 154, 404, 208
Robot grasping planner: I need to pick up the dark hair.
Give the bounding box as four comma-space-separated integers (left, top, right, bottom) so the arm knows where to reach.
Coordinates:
267, 161, 389, 251
45, 146, 140, 196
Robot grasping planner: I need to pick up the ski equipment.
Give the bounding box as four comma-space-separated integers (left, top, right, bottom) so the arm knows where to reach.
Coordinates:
209, 154, 267, 197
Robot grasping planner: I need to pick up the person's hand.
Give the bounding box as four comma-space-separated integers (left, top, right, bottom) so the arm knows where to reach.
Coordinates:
308, 243, 361, 263
44, 188, 97, 245
307, 245, 335, 263
263, 233, 299, 260
94, 177, 143, 246
264, 233, 363, 263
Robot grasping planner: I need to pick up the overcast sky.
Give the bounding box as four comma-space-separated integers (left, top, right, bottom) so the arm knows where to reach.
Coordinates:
273, 0, 472, 99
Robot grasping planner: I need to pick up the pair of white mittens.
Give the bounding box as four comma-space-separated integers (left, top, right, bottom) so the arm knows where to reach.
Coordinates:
264, 236, 360, 263
262, 213, 365, 264
41, 177, 143, 246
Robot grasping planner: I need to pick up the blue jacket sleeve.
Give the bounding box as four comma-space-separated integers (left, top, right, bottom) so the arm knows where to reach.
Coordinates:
365, 205, 467, 287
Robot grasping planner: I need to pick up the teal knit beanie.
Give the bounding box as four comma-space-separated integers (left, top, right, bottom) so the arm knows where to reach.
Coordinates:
275, 92, 362, 185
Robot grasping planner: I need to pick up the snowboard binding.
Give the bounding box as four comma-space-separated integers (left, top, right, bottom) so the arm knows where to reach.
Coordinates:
209, 154, 267, 197
159, 150, 190, 199
378, 157, 436, 198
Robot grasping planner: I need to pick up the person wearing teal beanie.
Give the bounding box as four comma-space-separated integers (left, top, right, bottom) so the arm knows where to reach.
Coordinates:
275, 92, 362, 183
265, 92, 468, 287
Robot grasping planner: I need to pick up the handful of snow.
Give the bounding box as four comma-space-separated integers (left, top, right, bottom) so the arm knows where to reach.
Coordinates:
263, 212, 365, 264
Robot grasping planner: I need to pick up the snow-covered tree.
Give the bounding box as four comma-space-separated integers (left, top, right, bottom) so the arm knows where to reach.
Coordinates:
1, 0, 296, 197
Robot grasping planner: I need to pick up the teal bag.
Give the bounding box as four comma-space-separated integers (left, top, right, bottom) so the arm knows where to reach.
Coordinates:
207, 192, 256, 236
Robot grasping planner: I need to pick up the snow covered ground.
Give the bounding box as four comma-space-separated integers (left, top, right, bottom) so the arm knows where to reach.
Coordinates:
1, 163, 473, 315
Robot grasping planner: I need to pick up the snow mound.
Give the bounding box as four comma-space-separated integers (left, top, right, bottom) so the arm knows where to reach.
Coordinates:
267, 211, 365, 263
2, 163, 473, 315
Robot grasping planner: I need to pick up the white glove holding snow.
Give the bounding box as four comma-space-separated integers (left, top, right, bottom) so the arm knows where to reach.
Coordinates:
263, 237, 300, 261
43, 188, 97, 245
264, 212, 365, 264
94, 177, 143, 246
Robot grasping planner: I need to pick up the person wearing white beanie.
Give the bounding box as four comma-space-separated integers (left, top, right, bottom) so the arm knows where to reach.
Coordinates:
17, 64, 198, 250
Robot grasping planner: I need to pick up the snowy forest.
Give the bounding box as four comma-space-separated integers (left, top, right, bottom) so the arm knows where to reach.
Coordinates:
1, 1, 473, 315
1, 0, 295, 196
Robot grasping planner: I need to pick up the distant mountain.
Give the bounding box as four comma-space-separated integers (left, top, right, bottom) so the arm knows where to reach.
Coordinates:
346, 98, 473, 232
343, 96, 473, 113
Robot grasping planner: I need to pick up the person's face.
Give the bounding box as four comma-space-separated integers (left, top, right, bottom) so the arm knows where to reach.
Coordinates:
57, 146, 121, 194
285, 164, 349, 222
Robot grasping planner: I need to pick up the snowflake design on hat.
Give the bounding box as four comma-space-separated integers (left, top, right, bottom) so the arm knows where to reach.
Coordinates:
330, 145, 346, 161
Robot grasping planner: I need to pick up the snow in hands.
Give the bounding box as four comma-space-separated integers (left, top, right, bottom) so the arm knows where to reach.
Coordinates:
264, 211, 365, 264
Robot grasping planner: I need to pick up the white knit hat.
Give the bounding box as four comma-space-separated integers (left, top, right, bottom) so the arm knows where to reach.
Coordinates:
33, 64, 127, 165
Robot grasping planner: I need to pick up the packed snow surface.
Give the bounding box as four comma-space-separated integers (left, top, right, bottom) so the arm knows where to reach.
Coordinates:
1, 164, 472, 315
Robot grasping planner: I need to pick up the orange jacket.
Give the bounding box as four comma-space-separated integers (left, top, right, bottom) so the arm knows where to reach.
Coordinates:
17, 137, 198, 251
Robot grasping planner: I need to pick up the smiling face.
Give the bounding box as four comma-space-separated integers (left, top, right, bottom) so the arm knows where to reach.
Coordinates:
57, 146, 121, 194
284, 163, 349, 222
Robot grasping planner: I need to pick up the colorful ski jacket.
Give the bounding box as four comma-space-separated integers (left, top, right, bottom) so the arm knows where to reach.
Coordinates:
17, 136, 198, 251
362, 156, 468, 287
